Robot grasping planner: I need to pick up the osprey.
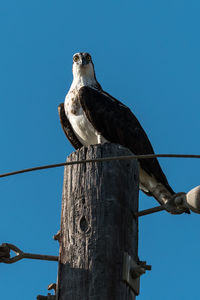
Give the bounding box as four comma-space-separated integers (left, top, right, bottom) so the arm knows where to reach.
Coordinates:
58, 52, 187, 214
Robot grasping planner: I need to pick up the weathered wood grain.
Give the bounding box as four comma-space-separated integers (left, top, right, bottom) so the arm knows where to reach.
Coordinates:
57, 143, 139, 300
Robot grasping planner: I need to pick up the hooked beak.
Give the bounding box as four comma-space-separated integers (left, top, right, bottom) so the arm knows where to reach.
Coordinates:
80, 57, 88, 66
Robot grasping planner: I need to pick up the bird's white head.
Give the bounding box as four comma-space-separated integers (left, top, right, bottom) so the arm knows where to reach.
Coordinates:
71, 52, 101, 90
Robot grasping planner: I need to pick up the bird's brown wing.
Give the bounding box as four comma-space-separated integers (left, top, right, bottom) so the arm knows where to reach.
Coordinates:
78, 86, 174, 195
58, 103, 83, 150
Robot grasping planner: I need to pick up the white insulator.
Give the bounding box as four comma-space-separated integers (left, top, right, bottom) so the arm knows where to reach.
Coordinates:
185, 186, 200, 214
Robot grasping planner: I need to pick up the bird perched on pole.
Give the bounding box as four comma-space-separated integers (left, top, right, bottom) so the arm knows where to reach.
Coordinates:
58, 52, 188, 214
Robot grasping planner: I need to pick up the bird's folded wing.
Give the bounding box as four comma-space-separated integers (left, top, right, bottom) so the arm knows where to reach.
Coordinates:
58, 103, 83, 149
78, 86, 174, 193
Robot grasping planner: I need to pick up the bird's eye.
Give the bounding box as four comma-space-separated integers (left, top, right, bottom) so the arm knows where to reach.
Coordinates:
86, 54, 91, 61
73, 55, 79, 62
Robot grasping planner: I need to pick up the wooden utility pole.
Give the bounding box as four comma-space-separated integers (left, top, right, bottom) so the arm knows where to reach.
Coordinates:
57, 143, 140, 300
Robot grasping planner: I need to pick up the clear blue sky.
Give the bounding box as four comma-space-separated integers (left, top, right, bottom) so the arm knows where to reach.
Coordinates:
0, 1, 200, 299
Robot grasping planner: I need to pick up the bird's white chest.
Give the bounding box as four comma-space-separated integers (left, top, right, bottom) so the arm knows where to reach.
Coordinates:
64, 90, 101, 146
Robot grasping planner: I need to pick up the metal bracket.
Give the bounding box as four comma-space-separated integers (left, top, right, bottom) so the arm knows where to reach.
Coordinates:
0, 243, 58, 264
122, 252, 151, 295
134, 205, 165, 217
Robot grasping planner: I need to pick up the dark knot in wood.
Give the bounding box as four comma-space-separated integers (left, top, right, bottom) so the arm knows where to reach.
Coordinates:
79, 216, 89, 233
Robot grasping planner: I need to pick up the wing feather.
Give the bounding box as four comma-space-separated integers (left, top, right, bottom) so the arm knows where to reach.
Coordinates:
78, 86, 174, 194
58, 103, 83, 150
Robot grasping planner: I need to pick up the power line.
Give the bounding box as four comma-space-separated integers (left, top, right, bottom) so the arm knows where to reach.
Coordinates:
1, 153, 200, 179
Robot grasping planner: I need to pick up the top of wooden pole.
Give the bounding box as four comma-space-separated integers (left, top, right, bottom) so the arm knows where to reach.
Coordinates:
57, 143, 139, 300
